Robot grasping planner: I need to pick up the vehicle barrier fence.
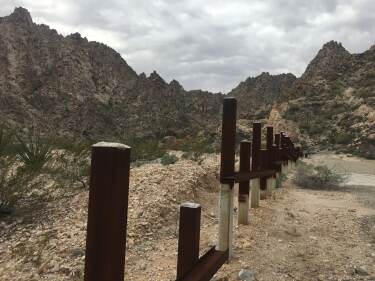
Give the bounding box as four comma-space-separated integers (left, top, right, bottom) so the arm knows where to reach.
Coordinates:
83, 97, 303, 281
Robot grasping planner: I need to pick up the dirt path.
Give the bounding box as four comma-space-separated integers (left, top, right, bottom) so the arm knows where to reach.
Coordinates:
1, 153, 374, 281
211, 154, 375, 281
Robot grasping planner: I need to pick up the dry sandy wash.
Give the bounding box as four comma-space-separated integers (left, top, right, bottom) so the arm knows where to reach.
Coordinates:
0, 153, 374, 281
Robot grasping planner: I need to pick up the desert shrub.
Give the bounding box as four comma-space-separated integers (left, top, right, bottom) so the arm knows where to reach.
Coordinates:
0, 158, 30, 214
49, 136, 92, 155
50, 149, 90, 189
15, 132, 52, 172
160, 153, 178, 166
293, 160, 347, 189
334, 132, 354, 144
126, 138, 166, 162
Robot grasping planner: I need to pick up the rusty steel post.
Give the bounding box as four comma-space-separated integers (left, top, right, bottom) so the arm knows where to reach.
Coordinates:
250, 123, 261, 207
218, 97, 237, 257
238, 140, 251, 224
251, 123, 261, 172
84, 142, 131, 281
220, 97, 237, 183
275, 133, 280, 148
266, 126, 273, 150
177, 202, 201, 280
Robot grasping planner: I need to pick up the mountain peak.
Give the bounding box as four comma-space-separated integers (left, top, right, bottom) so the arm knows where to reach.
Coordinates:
8, 7, 33, 26
301, 41, 351, 81
321, 40, 348, 53
148, 71, 166, 84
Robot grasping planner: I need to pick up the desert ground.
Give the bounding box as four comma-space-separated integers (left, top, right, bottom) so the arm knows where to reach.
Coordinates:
0, 153, 374, 281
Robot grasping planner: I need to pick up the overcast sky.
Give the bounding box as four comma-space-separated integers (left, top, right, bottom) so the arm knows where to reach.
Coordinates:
1, 1, 374, 92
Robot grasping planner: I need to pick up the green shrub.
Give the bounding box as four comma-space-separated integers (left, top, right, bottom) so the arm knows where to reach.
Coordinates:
293, 160, 347, 189
15, 132, 52, 172
126, 138, 166, 162
334, 132, 354, 144
160, 153, 178, 165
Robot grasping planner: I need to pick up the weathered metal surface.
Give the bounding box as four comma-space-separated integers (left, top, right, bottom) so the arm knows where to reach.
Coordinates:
84, 143, 131, 281
266, 126, 273, 150
177, 203, 201, 280
177, 248, 229, 281
221, 170, 277, 183
220, 97, 237, 185
239, 141, 251, 201
251, 122, 261, 172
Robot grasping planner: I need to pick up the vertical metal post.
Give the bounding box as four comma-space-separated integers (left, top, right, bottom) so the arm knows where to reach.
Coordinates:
84, 142, 131, 281
218, 97, 237, 257
251, 122, 261, 207
220, 97, 237, 182
238, 141, 251, 225
266, 126, 273, 150
177, 202, 201, 280
251, 123, 261, 172
266, 126, 274, 195
274, 134, 282, 188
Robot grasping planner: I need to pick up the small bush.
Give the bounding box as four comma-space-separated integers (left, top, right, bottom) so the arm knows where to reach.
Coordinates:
15, 132, 52, 172
50, 149, 91, 189
0, 158, 30, 214
160, 153, 178, 166
126, 138, 166, 162
334, 132, 354, 144
293, 160, 347, 189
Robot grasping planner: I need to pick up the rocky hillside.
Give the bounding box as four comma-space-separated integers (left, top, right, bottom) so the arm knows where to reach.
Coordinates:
280, 41, 375, 158
232, 41, 374, 158
1, 8, 374, 158
229, 72, 296, 119
0, 8, 222, 140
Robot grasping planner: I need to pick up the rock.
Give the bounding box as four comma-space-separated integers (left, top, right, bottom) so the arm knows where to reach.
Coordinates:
354, 266, 369, 276
238, 269, 255, 281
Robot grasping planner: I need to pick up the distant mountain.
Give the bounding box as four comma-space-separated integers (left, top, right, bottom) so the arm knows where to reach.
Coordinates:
1, 8, 374, 158
229, 72, 296, 119
232, 41, 374, 158
0, 7, 222, 140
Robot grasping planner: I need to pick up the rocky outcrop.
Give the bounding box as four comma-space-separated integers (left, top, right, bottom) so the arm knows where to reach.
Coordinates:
0, 8, 223, 140
229, 72, 296, 119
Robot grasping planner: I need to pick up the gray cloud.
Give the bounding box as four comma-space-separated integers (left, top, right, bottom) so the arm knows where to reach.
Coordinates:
1, 0, 374, 92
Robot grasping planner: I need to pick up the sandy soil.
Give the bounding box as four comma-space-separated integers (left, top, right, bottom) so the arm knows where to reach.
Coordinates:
125, 153, 375, 280
0, 153, 374, 281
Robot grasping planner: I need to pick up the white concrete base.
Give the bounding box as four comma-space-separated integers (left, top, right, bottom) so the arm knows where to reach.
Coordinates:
272, 176, 277, 189
218, 184, 233, 258
266, 178, 273, 197
276, 172, 282, 188
250, 178, 260, 208
238, 194, 249, 225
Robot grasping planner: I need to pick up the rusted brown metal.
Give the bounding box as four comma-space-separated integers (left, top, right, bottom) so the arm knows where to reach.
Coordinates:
84, 143, 131, 281
275, 133, 280, 147
259, 149, 268, 190
220, 97, 237, 185
177, 202, 201, 280
266, 126, 273, 150
251, 122, 261, 171
239, 141, 251, 202
178, 247, 229, 281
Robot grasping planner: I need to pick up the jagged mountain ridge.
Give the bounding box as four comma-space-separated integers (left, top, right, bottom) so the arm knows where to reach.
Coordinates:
0, 8, 374, 158
0, 7, 223, 140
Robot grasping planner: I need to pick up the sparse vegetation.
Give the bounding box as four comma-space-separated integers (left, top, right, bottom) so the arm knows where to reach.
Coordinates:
160, 153, 178, 165
15, 131, 52, 172
293, 160, 347, 189
0, 158, 30, 214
